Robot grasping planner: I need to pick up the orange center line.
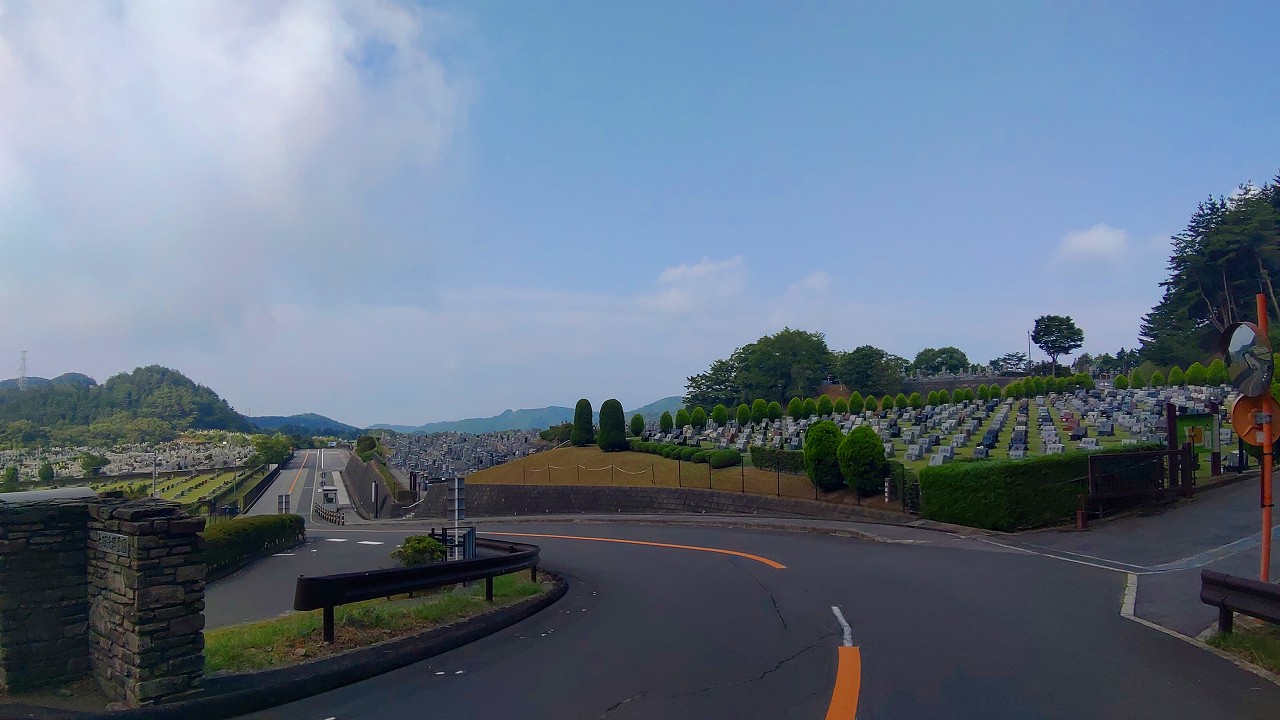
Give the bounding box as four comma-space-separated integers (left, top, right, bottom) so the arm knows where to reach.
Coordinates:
286, 451, 308, 494
484, 532, 786, 569
825, 646, 862, 720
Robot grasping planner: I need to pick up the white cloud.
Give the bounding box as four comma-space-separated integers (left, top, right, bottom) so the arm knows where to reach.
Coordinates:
641, 256, 746, 313
1053, 223, 1129, 263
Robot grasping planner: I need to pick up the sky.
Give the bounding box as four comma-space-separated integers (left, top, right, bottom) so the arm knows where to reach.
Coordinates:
2, 1, 1279, 428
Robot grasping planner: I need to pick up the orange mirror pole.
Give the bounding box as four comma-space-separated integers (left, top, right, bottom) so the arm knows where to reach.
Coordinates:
1259, 293, 1273, 582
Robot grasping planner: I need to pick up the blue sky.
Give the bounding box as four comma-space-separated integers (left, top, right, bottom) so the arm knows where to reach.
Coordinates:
2, 1, 1278, 427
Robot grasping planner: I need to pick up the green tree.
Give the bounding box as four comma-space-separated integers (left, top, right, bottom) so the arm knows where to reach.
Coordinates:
675, 408, 691, 429
864, 395, 879, 412
597, 399, 629, 452
751, 399, 768, 424
572, 399, 595, 446
1, 466, 18, 492
848, 391, 864, 413
736, 404, 751, 427
894, 393, 908, 409
802, 398, 817, 418
1114, 374, 1130, 390
767, 401, 784, 421
833, 345, 908, 397
786, 397, 803, 418
936, 389, 951, 405
79, 453, 109, 478
37, 461, 54, 483
355, 435, 377, 454
926, 390, 939, 406
880, 395, 892, 412
838, 425, 889, 497
660, 411, 675, 433
630, 414, 645, 437
1129, 368, 1147, 389
1184, 361, 1208, 386
833, 397, 849, 414
1168, 366, 1185, 386
1032, 315, 1085, 376
817, 395, 834, 417
391, 535, 446, 566
1150, 370, 1167, 387
977, 384, 991, 402
690, 406, 707, 430
684, 358, 742, 410
252, 433, 294, 466
1206, 358, 1229, 385
712, 404, 729, 427
910, 346, 970, 375
803, 421, 845, 492
909, 392, 923, 409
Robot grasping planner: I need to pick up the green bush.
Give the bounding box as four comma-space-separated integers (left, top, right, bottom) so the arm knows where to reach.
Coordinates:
712, 404, 729, 426
692, 451, 709, 464
391, 535, 446, 566
598, 399, 629, 451
662, 445, 681, 459
630, 438, 643, 451
355, 436, 377, 454
1150, 370, 1166, 388
849, 391, 864, 413
937, 389, 951, 405
691, 407, 708, 430
751, 399, 769, 424
804, 421, 844, 491
1113, 374, 1130, 390
680, 447, 699, 461
572, 399, 595, 446
737, 404, 752, 426
1128, 369, 1147, 389
1206, 359, 1228, 385
833, 397, 849, 414
750, 445, 805, 474
675, 408, 691, 428
838, 425, 888, 497
787, 397, 804, 418
768, 401, 784, 421
709, 449, 742, 469
894, 393, 908, 409
926, 390, 939, 406
817, 395, 834, 417
660, 411, 674, 433
801, 398, 817, 418
202, 514, 305, 575
977, 384, 990, 402
909, 392, 923, 409
863, 395, 878, 412
1168, 366, 1185, 386
630, 414, 645, 437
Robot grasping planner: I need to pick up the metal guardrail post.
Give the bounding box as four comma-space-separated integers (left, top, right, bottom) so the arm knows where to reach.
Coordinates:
1218, 604, 1233, 634
323, 606, 335, 644
485, 577, 494, 602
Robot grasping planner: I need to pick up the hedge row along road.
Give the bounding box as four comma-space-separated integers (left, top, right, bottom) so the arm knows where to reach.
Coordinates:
209, 517, 1280, 719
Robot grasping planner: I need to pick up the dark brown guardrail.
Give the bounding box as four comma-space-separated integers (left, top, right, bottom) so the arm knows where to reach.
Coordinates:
294, 538, 540, 642
1200, 568, 1280, 633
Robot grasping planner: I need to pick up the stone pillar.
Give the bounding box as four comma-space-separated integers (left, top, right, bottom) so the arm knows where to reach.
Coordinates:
87, 500, 206, 706
0, 500, 90, 692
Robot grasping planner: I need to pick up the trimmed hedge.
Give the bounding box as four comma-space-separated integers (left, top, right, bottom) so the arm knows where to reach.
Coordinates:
709, 449, 742, 469
750, 445, 805, 474
919, 445, 1164, 531
202, 514, 305, 575
627, 441, 741, 467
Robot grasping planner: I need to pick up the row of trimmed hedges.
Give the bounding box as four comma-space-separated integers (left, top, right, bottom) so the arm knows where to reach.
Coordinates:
628, 440, 742, 467
919, 445, 1165, 531
749, 445, 805, 474
202, 514, 306, 575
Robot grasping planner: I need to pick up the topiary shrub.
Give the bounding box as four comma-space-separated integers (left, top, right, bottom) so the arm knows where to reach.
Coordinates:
709, 449, 742, 469
864, 395, 879, 412
660, 410, 674, 433
768, 401, 784, 421
749, 445, 805, 474
977, 384, 990, 402
675, 408, 691, 428
692, 450, 709, 463
936, 389, 951, 405
838, 425, 889, 497
1168, 366, 1185, 386
817, 394, 834, 417
802, 398, 817, 418
804, 421, 845, 491
1206, 359, 1228, 385
849, 391, 864, 413
391, 535, 446, 566
597, 399, 629, 451
833, 397, 849, 414
926, 390, 939, 406
1113, 374, 1129, 390
712, 404, 729, 426
691, 407, 708, 430
787, 397, 803, 418
1150, 370, 1166, 388
571, 399, 595, 446
751, 399, 769, 424
894, 393, 908, 409
737, 403, 752, 426
680, 447, 699, 461
909, 392, 923, 409
630, 414, 645, 437
1129, 369, 1147, 389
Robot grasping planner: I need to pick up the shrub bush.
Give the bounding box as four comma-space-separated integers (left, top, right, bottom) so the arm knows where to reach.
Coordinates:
737, 404, 752, 427
1150, 370, 1166, 388
838, 425, 889, 497
751, 399, 769, 424
864, 395, 879, 412
833, 397, 849, 414
1206, 359, 1228, 385
787, 397, 804, 418
1113, 374, 1130, 390
1168, 366, 1185, 386
660, 411, 674, 433
571, 399, 595, 446
750, 445, 805, 474
894, 393, 908, 409
712, 404, 729, 426
391, 535, 446, 566
597, 399, 629, 451
680, 447, 699, 461
977, 384, 990, 402
936, 389, 951, 405
926, 390, 939, 406
1128, 369, 1147, 389
804, 421, 845, 491
709, 449, 742, 469
692, 450, 709, 463
630, 414, 645, 437
202, 514, 305, 575
849, 391, 864, 413
675, 408, 691, 429
800, 398, 816, 418
691, 407, 708, 430
768, 401, 784, 421
909, 392, 923, 409
817, 394, 834, 417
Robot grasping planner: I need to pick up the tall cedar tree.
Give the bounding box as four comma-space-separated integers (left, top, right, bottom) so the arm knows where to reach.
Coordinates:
571, 399, 595, 446
597, 399, 628, 451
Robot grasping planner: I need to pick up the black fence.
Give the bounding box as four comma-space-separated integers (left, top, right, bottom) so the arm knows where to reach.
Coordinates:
294, 538, 540, 642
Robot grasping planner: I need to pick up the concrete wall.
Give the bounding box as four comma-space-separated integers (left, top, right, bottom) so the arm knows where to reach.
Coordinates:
414, 483, 905, 523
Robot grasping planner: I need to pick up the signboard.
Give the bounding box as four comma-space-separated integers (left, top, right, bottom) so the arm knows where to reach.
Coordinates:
96, 531, 131, 558
1175, 412, 1218, 457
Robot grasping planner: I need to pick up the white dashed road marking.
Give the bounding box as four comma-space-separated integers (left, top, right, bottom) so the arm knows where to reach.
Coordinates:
324, 538, 348, 543
357, 541, 384, 546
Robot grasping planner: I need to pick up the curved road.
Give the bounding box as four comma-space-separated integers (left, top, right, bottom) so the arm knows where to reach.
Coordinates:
209, 520, 1280, 719
242, 449, 346, 521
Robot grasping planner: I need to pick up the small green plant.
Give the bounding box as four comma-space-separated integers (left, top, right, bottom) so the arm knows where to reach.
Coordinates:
392, 535, 447, 566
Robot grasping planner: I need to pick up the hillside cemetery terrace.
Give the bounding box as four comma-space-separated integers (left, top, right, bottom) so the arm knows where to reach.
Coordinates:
645, 384, 1241, 475
0, 438, 255, 484
387, 430, 548, 478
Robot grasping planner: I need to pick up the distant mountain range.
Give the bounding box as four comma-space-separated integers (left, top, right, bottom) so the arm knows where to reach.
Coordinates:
368, 396, 685, 435
248, 413, 362, 437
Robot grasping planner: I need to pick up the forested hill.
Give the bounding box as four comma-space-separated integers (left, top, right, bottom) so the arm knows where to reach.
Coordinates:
0, 365, 251, 445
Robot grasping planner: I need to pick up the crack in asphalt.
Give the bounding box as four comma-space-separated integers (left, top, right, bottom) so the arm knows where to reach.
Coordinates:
672, 630, 839, 699
598, 689, 653, 719
735, 557, 789, 629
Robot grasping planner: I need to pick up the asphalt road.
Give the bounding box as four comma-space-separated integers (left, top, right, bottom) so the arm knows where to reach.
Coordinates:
210, 521, 1280, 720
243, 449, 347, 521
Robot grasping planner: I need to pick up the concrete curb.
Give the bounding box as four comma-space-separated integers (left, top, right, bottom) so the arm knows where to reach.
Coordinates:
0, 574, 568, 720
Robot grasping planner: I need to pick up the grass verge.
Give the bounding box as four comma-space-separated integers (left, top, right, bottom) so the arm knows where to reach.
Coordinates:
204, 571, 549, 674
1208, 621, 1280, 675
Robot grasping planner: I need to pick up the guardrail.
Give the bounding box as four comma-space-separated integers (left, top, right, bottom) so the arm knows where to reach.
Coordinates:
294, 538, 541, 642
314, 505, 346, 525
1200, 569, 1280, 633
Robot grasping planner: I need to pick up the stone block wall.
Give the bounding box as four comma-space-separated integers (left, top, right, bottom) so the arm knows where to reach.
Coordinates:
0, 500, 91, 693
87, 500, 206, 706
